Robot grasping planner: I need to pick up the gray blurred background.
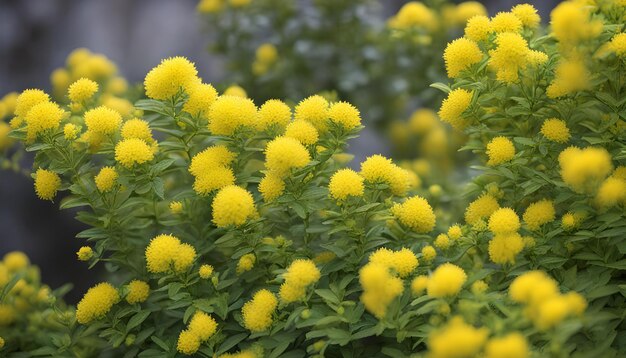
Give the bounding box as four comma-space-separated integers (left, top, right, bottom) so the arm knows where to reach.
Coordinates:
0, 0, 558, 302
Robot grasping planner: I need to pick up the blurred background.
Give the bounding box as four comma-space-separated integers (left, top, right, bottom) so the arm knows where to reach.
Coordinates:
0, 0, 559, 302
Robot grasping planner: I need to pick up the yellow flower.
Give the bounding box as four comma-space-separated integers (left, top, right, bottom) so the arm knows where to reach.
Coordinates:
255, 43, 278, 64
523, 199, 555, 230
14, 89, 50, 118
328, 101, 361, 130
464, 15, 492, 42
34, 168, 61, 201
177, 330, 201, 355
453, 2, 487, 24
242, 289, 278, 332
63, 123, 79, 140
359, 263, 403, 319
199, 264, 214, 279
411, 275, 429, 295
145, 234, 196, 273
264, 137, 311, 177
465, 194, 499, 225
388, 2, 437, 32
595, 177, 626, 208
427, 263, 467, 298
106, 77, 128, 95
360, 155, 410, 196
114, 138, 154, 168
443, 38, 483, 78
486, 137, 515, 166
95, 166, 118, 192
546, 59, 591, 98
208, 95, 257, 135
488, 32, 535, 83
76, 282, 120, 324
126, 280, 150, 304
100, 95, 133, 118
488, 233, 524, 264
144, 57, 199, 100
121, 118, 153, 142
223, 85, 247, 98
488, 208, 520, 235
25, 101, 65, 141
559, 147, 612, 193
550, 1, 602, 47
68, 78, 99, 103
188, 312, 218, 341
438, 88, 472, 129
541, 118, 570, 143
197, 0, 224, 13
490, 12, 522, 33
4, 251, 29, 271
258, 99, 291, 130
434, 233, 450, 250
471, 280, 488, 295
283, 259, 320, 288
391, 248, 418, 278
391, 196, 436, 233
76, 246, 93, 261
183, 82, 218, 119
328, 169, 364, 201
512, 4, 540, 28
285, 120, 319, 145
170, 201, 183, 214
421, 245, 436, 262
258, 173, 285, 202
509, 271, 559, 305
408, 108, 438, 135
535, 295, 571, 330
237, 253, 256, 274
485, 333, 528, 358
212, 185, 257, 227
608, 33, 626, 57
447, 225, 462, 240
427, 316, 488, 358
174, 244, 197, 273
0, 122, 13, 150
189, 145, 236, 177
84, 106, 121, 135
193, 167, 235, 195
294, 95, 329, 131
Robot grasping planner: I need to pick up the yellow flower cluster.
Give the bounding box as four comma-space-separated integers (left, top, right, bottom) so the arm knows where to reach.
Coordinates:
76, 282, 120, 324
68, 78, 98, 103
252, 43, 278, 76
360, 154, 410, 196
388, 2, 437, 32
328, 169, 364, 201
121, 118, 154, 143
189, 145, 236, 195
125, 280, 150, 304
257, 99, 291, 131
177, 312, 218, 355
94, 166, 118, 192
76, 246, 93, 261
114, 138, 155, 168
391, 195, 436, 233
369, 247, 418, 278
438, 88, 472, 129
465, 194, 499, 226
212, 185, 257, 227
540, 118, 570, 143
426, 263, 467, 298
236, 253, 256, 274
559, 146, 613, 193
285, 120, 318, 145
279, 259, 321, 303
486, 137, 515, 166
242, 289, 278, 332
264, 136, 311, 177
522, 199, 555, 231
359, 261, 403, 319
427, 316, 489, 358
34, 168, 61, 201
144, 56, 199, 100
145, 234, 197, 273
208, 95, 257, 135
183, 82, 218, 120
443, 38, 483, 78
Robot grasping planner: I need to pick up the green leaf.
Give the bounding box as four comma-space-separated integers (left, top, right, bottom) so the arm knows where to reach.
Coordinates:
127, 310, 151, 331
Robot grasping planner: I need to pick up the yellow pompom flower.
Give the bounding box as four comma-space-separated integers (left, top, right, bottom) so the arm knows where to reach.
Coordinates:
174, 244, 197, 273
188, 312, 218, 341
443, 38, 483, 78
25, 101, 65, 141
183, 82, 218, 119
392, 248, 418, 278
523, 199, 556, 230
114, 138, 154, 168
541, 118, 570, 143
488, 233, 524, 264
490, 12, 522, 33
170, 201, 183, 214
193, 167, 235, 195
550, 1, 602, 47
359, 263, 404, 319
95, 166, 118, 192
285, 120, 319, 145
447, 225, 462, 240
488, 32, 535, 83
121, 118, 153, 142
212, 185, 257, 227
427, 263, 467, 298
471, 280, 488, 295
237, 253, 256, 274
76, 282, 120, 324
264, 136, 311, 177
369, 248, 394, 267
145, 234, 196, 273
279, 282, 306, 303
464, 15, 492, 42
388, 2, 437, 31
488, 208, 520, 235
411, 275, 429, 295
427, 316, 489, 358
4, 251, 29, 271
76, 246, 93, 261
509, 271, 559, 305
14, 89, 50, 118
485, 333, 528, 358
283, 259, 321, 288
421, 245, 436, 261
177, 330, 201, 355
257, 99, 291, 130
512, 4, 540, 28
255, 43, 278, 64
535, 295, 571, 330
63, 123, 79, 140
126, 280, 150, 304
189, 145, 236, 177
107, 77, 128, 95
294, 95, 329, 131
258, 173, 285, 202
438, 88, 472, 129
546, 59, 591, 98
68, 78, 99, 102
199, 264, 214, 279
208, 95, 257, 135
84, 106, 122, 135
360, 155, 410, 196
223, 85, 247, 98
465, 194, 499, 225
408, 108, 438, 134
595, 177, 626, 208
391, 196, 436, 233
328, 169, 364, 201
328, 101, 361, 130
34, 168, 61, 201
608, 33, 626, 57
434, 233, 450, 250
559, 147, 612, 193
144, 57, 199, 100
242, 289, 278, 332
486, 137, 515, 166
